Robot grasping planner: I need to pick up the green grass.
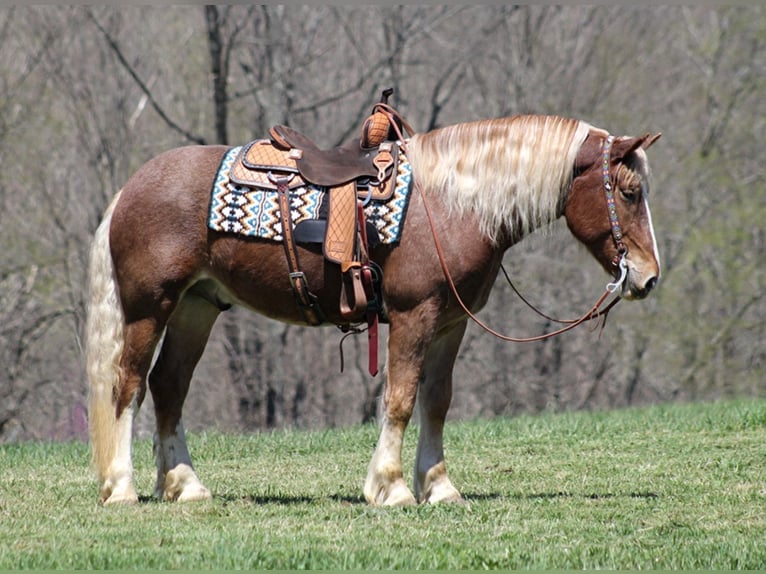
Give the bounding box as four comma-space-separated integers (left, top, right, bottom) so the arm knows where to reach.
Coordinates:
1, 399, 765, 569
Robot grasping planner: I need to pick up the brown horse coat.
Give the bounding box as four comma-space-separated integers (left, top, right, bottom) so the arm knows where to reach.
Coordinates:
87, 115, 660, 505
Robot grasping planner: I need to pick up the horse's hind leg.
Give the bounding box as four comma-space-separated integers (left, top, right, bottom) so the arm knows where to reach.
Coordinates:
92, 317, 164, 504
87, 194, 165, 504
148, 292, 219, 502
414, 320, 467, 504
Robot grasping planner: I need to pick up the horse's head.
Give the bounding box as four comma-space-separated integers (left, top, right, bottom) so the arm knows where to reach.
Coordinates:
565, 131, 662, 300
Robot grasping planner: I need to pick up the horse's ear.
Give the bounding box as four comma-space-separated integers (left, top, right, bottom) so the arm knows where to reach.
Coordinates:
613, 133, 661, 160
642, 133, 662, 150
574, 132, 604, 172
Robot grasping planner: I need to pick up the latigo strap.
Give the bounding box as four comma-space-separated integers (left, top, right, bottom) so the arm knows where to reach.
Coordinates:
272, 174, 323, 326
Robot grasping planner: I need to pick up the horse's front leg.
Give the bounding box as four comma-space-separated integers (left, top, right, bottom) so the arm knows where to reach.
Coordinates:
364, 309, 436, 506
414, 320, 467, 504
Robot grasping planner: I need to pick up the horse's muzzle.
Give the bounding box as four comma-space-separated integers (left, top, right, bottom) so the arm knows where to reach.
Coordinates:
625, 274, 658, 300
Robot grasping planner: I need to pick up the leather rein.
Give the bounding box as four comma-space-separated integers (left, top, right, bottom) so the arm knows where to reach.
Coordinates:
408, 130, 629, 343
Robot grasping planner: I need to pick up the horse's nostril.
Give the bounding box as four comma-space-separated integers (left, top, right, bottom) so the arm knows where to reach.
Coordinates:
645, 276, 658, 292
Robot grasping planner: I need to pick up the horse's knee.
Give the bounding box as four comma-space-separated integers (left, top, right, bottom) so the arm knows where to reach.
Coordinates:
382, 373, 420, 425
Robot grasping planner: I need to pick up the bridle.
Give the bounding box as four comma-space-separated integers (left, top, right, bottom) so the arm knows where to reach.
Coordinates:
415, 132, 630, 343
602, 135, 629, 272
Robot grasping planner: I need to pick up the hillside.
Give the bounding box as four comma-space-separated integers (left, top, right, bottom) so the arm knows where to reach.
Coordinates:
1, 399, 764, 569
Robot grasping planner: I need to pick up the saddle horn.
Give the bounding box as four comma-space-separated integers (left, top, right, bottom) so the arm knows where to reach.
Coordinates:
361, 87, 414, 149
361, 88, 396, 149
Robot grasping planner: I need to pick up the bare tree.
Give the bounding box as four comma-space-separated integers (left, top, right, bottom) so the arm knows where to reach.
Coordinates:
1, 6, 764, 441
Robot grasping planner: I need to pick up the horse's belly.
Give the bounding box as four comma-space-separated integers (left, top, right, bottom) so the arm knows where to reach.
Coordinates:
205, 239, 351, 325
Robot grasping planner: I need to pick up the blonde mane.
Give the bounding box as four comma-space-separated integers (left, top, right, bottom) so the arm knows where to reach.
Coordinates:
406, 115, 595, 242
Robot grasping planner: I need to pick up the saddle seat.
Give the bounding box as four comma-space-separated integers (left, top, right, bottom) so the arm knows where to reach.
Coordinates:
269, 125, 380, 187
268, 87, 403, 189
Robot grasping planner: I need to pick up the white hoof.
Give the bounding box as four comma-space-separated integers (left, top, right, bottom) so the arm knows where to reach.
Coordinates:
422, 480, 465, 505
415, 461, 465, 504
101, 478, 138, 505
175, 484, 212, 503
364, 476, 417, 506
383, 484, 418, 506
161, 464, 211, 502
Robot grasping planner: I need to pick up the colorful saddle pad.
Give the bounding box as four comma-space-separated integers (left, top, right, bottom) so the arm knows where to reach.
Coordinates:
207, 145, 412, 244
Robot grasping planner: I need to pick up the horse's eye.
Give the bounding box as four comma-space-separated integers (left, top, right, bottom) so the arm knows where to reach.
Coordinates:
620, 186, 639, 203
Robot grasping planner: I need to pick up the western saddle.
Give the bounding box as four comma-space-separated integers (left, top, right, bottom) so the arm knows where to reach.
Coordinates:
226, 89, 414, 376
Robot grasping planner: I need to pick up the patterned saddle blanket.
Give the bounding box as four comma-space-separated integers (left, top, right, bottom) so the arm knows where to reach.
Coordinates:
207, 142, 413, 246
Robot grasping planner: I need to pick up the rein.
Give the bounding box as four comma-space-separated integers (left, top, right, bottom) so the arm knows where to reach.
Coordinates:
413, 133, 628, 343
499, 263, 622, 327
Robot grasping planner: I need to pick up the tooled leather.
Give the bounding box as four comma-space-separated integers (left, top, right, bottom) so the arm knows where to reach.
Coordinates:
324, 181, 357, 266
229, 140, 305, 190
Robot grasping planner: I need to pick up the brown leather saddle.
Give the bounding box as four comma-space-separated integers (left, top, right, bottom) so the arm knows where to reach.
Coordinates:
226, 90, 413, 375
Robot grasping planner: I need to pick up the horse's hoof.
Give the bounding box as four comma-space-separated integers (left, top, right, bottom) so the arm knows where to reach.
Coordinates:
365, 479, 417, 506
162, 464, 211, 502
422, 481, 465, 505
383, 487, 417, 506
101, 485, 138, 505
426, 490, 466, 505
175, 484, 212, 502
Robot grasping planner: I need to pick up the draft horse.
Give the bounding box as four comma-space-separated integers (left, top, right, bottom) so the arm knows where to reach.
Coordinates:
86, 113, 661, 506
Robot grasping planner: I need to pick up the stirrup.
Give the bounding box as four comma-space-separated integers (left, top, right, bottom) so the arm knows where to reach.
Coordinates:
339, 264, 368, 321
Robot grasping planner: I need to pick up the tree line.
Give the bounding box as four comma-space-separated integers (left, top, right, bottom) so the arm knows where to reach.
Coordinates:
1, 6, 763, 442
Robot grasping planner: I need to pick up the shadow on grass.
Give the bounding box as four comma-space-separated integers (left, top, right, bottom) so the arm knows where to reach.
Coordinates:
139, 490, 658, 506
508, 490, 659, 501
211, 493, 368, 506
216, 492, 499, 506
136, 493, 331, 505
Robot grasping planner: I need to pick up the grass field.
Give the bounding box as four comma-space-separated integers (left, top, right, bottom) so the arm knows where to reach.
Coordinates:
1, 399, 765, 569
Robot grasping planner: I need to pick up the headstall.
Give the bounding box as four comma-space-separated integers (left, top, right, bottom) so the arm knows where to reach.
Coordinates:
601, 135, 629, 293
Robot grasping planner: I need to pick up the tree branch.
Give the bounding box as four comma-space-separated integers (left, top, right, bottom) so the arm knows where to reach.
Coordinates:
85, 9, 207, 145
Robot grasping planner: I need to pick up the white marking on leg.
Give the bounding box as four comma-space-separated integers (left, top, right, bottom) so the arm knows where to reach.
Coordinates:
364, 417, 416, 506
154, 421, 210, 502
102, 399, 138, 504
414, 409, 463, 504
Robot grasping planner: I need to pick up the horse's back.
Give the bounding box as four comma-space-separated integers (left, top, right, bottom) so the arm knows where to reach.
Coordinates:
113, 145, 228, 228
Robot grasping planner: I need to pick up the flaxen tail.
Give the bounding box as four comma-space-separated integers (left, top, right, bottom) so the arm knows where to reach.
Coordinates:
86, 191, 124, 483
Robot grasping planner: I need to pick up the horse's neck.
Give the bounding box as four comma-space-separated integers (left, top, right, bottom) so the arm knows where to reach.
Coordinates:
411, 150, 570, 246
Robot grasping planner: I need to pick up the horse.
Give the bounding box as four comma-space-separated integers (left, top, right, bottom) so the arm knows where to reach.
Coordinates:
86, 113, 661, 506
